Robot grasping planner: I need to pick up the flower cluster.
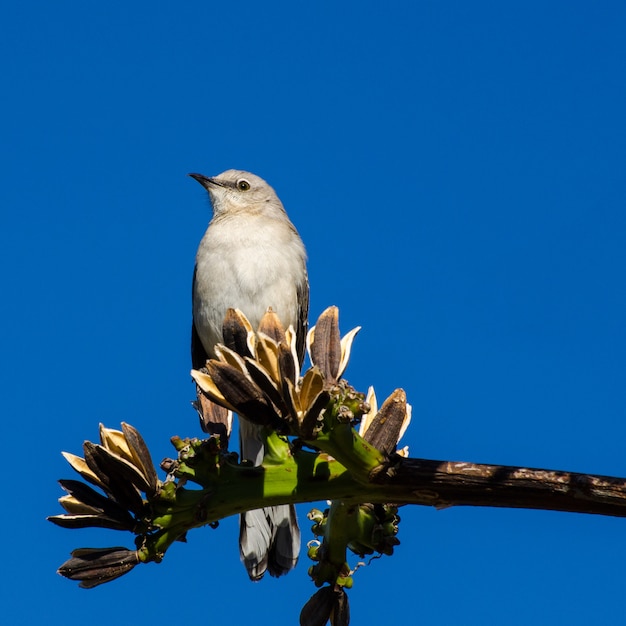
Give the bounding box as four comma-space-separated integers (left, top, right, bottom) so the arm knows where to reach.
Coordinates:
49, 423, 159, 531
48, 423, 159, 587
192, 306, 362, 441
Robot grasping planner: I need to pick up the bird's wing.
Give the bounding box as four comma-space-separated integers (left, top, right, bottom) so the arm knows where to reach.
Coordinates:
296, 270, 310, 366
191, 266, 210, 369
191, 265, 233, 439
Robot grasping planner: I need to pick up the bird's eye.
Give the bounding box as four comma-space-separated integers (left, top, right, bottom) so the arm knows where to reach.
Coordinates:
237, 179, 251, 191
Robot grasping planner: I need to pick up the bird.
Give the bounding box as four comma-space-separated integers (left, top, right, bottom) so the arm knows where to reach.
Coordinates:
189, 169, 308, 581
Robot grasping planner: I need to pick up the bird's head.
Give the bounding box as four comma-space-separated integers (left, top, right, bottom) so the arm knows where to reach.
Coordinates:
188, 169, 285, 217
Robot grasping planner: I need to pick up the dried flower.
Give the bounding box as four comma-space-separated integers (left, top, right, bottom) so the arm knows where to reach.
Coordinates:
57, 547, 140, 588
192, 391, 233, 446
359, 388, 411, 457
300, 586, 350, 626
307, 307, 360, 386
48, 479, 136, 531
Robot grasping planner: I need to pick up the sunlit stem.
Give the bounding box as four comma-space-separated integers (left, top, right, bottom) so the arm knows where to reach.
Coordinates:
311, 423, 387, 480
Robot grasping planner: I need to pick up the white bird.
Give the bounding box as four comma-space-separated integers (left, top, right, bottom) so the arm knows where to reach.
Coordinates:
189, 169, 308, 580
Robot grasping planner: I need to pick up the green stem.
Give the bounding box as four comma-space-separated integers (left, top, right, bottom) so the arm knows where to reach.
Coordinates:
310, 423, 387, 479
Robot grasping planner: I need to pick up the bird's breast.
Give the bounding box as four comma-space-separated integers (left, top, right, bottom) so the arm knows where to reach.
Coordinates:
193, 216, 306, 355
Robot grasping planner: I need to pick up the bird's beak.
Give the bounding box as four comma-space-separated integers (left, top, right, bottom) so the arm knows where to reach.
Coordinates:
188, 173, 223, 190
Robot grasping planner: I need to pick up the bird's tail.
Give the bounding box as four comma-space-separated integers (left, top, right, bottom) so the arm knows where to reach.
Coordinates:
238, 418, 301, 580
239, 504, 301, 581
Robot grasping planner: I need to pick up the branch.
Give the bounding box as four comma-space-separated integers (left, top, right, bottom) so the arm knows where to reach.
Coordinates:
388, 458, 626, 517
47, 307, 626, 625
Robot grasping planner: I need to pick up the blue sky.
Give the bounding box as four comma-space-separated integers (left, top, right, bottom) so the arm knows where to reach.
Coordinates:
2, 2, 626, 623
